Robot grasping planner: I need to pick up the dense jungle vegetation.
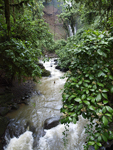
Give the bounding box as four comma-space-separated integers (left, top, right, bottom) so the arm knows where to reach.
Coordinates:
1, 0, 113, 149
55, 0, 113, 150
0, 0, 54, 84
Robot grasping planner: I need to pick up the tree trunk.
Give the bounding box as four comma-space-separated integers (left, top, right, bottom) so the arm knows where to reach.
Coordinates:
12, 0, 16, 23
4, 0, 10, 39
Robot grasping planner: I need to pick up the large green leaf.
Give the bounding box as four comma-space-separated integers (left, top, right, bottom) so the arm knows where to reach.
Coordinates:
108, 134, 113, 140
81, 94, 86, 100
88, 141, 95, 145
83, 101, 90, 105
102, 89, 109, 92
98, 71, 106, 77
73, 117, 76, 124
74, 98, 81, 102
102, 93, 108, 99
97, 49, 107, 57
102, 116, 108, 126
102, 134, 108, 142
68, 94, 76, 101
106, 106, 113, 113
96, 93, 102, 102
110, 86, 113, 93
88, 105, 95, 111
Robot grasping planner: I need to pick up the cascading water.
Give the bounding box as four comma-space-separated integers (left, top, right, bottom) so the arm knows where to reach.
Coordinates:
4, 58, 91, 150
68, 25, 73, 37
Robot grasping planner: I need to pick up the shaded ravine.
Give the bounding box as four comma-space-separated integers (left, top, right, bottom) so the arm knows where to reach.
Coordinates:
4, 58, 90, 150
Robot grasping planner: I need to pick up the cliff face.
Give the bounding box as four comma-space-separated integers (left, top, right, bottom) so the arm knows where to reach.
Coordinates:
43, 4, 66, 40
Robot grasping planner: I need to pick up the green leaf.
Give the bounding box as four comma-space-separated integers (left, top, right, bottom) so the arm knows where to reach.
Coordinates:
83, 101, 90, 105
93, 85, 97, 90
97, 136, 102, 142
74, 98, 81, 102
88, 141, 95, 145
86, 90, 89, 94
97, 49, 107, 57
98, 71, 106, 77
102, 134, 108, 142
88, 105, 95, 111
109, 75, 113, 80
94, 144, 99, 150
84, 80, 90, 83
83, 82, 88, 87
63, 94, 69, 99
78, 80, 82, 85
102, 89, 109, 92
102, 116, 108, 126
96, 93, 102, 102
102, 107, 106, 113
106, 106, 113, 113
105, 113, 112, 118
96, 142, 102, 147
73, 117, 76, 124
89, 74, 94, 80
108, 134, 113, 140
108, 37, 113, 41
102, 93, 108, 99
71, 83, 76, 85
97, 82, 104, 87
81, 94, 86, 100
110, 86, 113, 93
82, 112, 86, 118
103, 100, 108, 104
68, 95, 76, 101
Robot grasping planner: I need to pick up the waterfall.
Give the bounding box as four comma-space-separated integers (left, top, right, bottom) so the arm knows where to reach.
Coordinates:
68, 24, 77, 37
68, 25, 73, 36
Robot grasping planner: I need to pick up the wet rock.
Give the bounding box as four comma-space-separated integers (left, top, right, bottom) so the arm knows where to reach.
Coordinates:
55, 65, 69, 72
44, 117, 60, 130
21, 97, 25, 100
0, 117, 9, 137
25, 95, 29, 98
54, 59, 58, 65
0, 93, 13, 106
0, 107, 9, 116
37, 63, 45, 69
12, 103, 19, 110
42, 69, 51, 77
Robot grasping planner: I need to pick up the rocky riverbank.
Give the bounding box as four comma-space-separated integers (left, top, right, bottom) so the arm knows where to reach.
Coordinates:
0, 63, 51, 149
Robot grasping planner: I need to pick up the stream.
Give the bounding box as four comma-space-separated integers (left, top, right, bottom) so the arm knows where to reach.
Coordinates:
4, 58, 91, 150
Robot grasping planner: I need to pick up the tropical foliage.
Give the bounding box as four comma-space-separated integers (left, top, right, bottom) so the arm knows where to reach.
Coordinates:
0, 0, 54, 84
58, 0, 113, 149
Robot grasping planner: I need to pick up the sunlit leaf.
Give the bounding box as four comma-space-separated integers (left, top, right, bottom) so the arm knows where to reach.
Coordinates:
74, 98, 81, 102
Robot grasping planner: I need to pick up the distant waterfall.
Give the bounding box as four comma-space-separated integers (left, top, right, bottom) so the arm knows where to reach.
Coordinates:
68, 25, 73, 36
68, 24, 77, 37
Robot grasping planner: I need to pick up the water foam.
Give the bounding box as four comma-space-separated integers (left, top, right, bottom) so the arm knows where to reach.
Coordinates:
38, 116, 89, 150
5, 131, 33, 150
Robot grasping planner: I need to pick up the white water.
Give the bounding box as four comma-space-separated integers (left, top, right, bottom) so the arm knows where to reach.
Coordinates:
68, 24, 77, 37
68, 25, 73, 36
4, 58, 90, 150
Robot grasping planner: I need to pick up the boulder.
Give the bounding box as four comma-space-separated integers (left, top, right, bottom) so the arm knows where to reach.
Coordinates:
42, 69, 51, 77
0, 93, 13, 106
0, 117, 9, 137
0, 107, 9, 116
44, 117, 60, 130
